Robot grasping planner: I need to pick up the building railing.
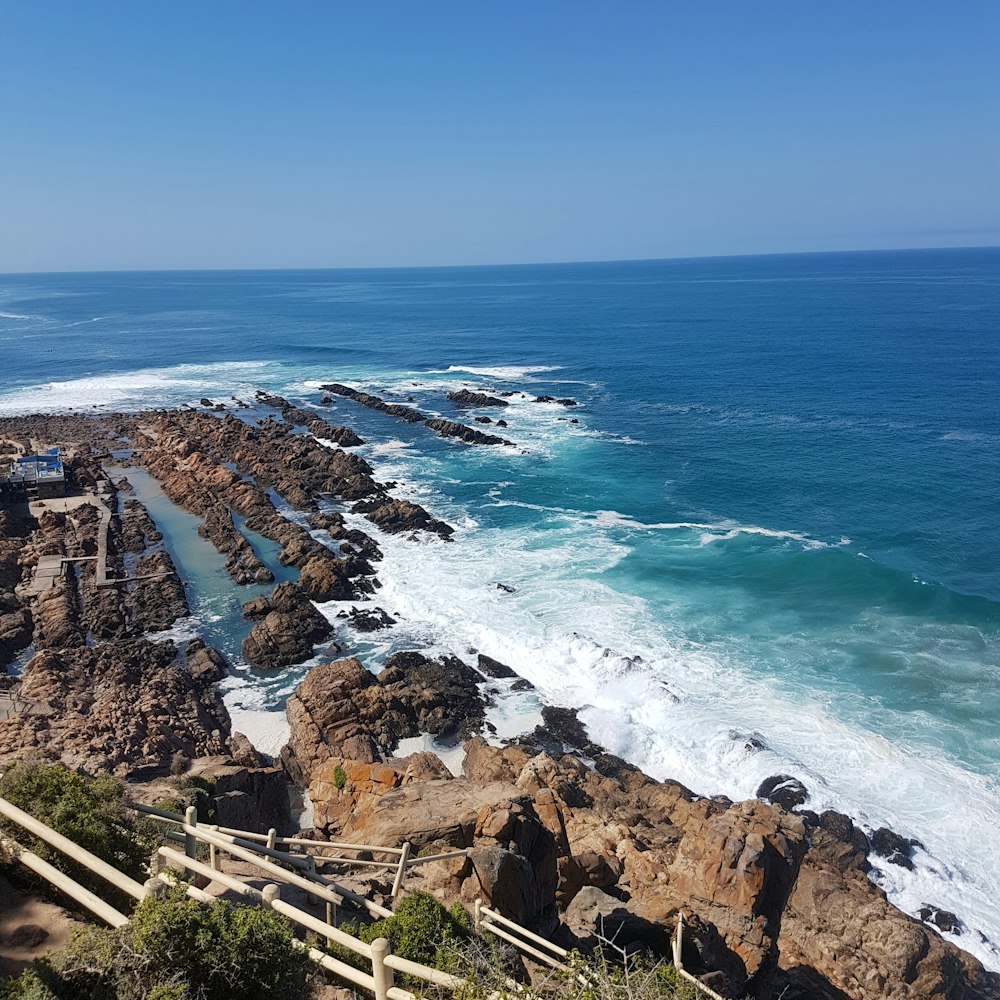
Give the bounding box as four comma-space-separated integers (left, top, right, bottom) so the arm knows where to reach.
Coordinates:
2, 793, 725, 999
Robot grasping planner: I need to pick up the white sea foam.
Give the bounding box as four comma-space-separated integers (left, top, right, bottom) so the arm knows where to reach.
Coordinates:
394, 735, 466, 776
435, 364, 560, 380
494, 502, 849, 551
220, 677, 292, 758
0, 361, 274, 415
327, 504, 1000, 971
366, 439, 415, 456
0, 312, 33, 320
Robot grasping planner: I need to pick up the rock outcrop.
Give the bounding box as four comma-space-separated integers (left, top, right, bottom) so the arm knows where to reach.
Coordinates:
241, 582, 334, 670
281, 654, 487, 785
447, 389, 509, 408
302, 735, 1000, 999
423, 418, 513, 446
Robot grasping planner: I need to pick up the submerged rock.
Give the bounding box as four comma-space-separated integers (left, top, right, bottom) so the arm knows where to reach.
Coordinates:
918, 905, 963, 935
870, 826, 923, 870
757, 773, 810, 811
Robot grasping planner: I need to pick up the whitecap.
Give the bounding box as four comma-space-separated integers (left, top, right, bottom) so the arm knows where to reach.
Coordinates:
434, 364, 560, 380
0, 360, 274, 415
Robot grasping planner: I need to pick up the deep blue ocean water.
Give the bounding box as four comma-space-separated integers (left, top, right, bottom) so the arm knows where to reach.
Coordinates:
1, 248, 998, 962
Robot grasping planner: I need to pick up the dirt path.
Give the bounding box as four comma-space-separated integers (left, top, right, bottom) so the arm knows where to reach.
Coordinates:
0, 872, 87, 978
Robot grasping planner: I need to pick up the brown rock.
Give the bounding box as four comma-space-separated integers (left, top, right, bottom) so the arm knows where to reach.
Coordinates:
241, 582, 334, 670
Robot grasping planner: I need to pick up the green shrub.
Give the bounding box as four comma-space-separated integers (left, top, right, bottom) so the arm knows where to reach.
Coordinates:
358, 891, 470, 971
1, 887, 311, 1000
0, 969, 58, 1000
0, 763, 159, 910
332, 765, 347, 790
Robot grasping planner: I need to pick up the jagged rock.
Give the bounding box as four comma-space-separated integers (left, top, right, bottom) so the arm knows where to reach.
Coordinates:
241, 596, 271, 620
534, 395, 578, 406
310, 762, 519, 849
423, 418, 513, 446
757, 773, 809, 811
241, 582, 334, 670
918, 905, 963, 935
770, 840, 999, 1000
126, 549, 188, 631
283, 658, 381, 782
321, 384, 426, 423
282, 653, 487, 786
308, 754, 454, 837
870, 827, 922, 870
476, 654, 518, 679
0, 639, 231, 777
227, 731, 265, 768
447, 389, 509, 408
189, 757, 293, 834
358, 498, 454, 540
297, 552, 365, 602
564, 886, 671, 954
185, 639, 229, 686
340, 606, 396, 632
470, 797, 558, 928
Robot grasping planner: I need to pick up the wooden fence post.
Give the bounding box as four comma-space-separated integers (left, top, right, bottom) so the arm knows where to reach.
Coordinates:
143, 877, 163, 899
266, 827, 277, 850
672, 910, 684, 969
474, 897, 482, 934
184, 806, 197, 859
391, 841, 411, 901
262, 883, 280, 907
370, 936, 393, 1000
209, 825, 219, 871
305, 855, 318, 905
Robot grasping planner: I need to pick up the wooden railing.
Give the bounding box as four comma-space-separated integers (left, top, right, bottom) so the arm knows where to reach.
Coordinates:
1, 794, 724, 999
672, 911, 727, 1000
133, 802, 470, 906
474, 898, 571, 973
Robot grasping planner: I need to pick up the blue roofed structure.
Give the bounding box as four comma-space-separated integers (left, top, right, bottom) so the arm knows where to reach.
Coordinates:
0, 448, 67, 502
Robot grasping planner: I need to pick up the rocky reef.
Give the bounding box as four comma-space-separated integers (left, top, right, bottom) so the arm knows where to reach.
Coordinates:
1, 404, 998, 1000
292, 655, 1000, 1000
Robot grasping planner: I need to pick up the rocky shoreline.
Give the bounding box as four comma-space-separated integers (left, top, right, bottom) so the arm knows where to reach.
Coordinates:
0, 396, 998, 1000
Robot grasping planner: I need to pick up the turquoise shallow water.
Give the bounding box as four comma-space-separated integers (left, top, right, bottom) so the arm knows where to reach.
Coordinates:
1, 248, 998, 962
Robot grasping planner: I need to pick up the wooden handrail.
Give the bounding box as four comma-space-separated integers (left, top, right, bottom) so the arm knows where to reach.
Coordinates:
0, 834, 130, 928
673, 912, 728, 1000
478, 903, 570, 959
183, 822, 392, 918
0, 796, 146, 901
7, 797, 727, 1000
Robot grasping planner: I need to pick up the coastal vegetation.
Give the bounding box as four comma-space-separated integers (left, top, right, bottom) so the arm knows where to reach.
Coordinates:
0, 763, 158, 910
0, 887, 310, 1000
0, 888, 706, 1000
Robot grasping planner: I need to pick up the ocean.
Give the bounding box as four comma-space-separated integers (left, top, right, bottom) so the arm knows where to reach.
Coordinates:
1, 247, 998, 966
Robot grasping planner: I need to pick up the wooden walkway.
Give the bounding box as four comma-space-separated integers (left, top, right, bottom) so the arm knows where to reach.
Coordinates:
21, 495, 175, 596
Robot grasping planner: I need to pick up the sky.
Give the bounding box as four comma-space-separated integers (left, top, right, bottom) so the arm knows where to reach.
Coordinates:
0, 1, 998, 271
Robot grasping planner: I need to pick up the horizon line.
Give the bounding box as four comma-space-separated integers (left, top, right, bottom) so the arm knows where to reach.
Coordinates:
1, 242, 998, 278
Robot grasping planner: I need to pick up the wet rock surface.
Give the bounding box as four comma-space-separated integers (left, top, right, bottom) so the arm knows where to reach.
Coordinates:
447, 389, 510, 408
757, 773, 810, 811
241, 582, 335, 670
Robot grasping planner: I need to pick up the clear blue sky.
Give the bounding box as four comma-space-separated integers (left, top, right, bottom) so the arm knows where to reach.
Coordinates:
1, 1, 997, 271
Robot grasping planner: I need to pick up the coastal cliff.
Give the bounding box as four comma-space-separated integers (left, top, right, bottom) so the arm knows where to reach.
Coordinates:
0, 404, 997, 1000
